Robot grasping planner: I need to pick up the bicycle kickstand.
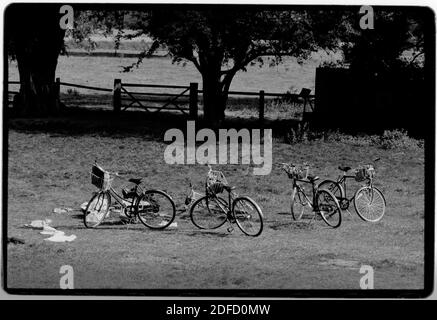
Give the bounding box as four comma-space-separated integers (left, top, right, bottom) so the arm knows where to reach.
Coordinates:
226, 220, 234, 234
308, 212, 317, 226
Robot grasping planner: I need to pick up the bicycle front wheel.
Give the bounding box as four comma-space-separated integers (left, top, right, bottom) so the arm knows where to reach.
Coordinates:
190, 195, 228, 230
354, 186, 386, 222
233, 196, 263, 237
316, 189, 342, 228
84, 191, 111, 228
291, 187, 311, 220
136, 190, 176, 229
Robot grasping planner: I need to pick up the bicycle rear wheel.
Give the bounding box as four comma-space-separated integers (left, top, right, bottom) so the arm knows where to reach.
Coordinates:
318, 180, 344, 199
190, 195, 228, 230
354, 186, 386, 222
290, 187, 311, 220
136, 190, 176, 229
316, 189, 342, 228
84, 191, 110, 228
233, 196, 263, 237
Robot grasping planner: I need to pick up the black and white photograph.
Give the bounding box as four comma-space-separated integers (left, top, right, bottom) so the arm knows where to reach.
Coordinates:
2, 2, 434, 298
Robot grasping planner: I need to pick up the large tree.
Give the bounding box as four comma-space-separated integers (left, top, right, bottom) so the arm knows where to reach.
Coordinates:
7, 4, 66, 115
76, 8, 346, 124
140, 9, 346, 123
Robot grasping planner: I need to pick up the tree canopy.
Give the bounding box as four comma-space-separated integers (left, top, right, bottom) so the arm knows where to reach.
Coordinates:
7, 5, 427, 120
74, 7, 350, 123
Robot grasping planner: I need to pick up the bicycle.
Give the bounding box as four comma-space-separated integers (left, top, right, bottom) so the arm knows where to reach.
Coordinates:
189, 165, 264, 237
318, 159, 386, 222
279, 162, 342, 228
84, 162, 176, 229
184, 181, 205, 209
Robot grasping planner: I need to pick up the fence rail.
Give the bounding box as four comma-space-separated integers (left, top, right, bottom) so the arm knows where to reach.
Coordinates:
60, 81, 113, 93
7, 78, 315, 122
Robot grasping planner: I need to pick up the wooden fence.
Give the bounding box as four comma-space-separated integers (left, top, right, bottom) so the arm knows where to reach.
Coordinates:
7, 78, 315, 123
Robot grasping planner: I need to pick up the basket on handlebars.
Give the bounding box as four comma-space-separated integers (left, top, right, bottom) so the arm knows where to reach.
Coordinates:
354, 165, 374, 182
206, 169, 228, 195
283, 163, 309, 180
91, 164, 113, 191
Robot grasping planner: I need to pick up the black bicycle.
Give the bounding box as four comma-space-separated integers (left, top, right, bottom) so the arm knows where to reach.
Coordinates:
318, 159, 386, 222
279, 162, 342, 228
84, 162, 176, 229
189, 165, 264, 237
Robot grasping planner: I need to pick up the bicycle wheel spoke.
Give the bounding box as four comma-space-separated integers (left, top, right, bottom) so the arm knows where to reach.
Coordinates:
137, 191, 176, 229
317, 190, 341, 228
84, 192, 110, 228
190, 196, 227, 230
233, 197, 263, 237
291, 188, 311, 220
354, 187, 385, 222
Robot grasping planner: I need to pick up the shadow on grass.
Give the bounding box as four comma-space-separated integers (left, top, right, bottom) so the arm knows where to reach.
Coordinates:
183, 230, 231, 238
6, 105, 300, 142
267, 220, 315, 231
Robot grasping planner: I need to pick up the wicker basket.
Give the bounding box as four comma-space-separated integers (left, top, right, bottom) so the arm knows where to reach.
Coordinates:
354, 166, 374, 182
206, 170, 228, 194
285, 164, 309, 180
91, 164, 113, 191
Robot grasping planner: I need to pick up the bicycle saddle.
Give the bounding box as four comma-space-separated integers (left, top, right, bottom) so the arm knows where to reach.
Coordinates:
223, 185, 237, 192
129, 178, 143, 185
307, 175, 319, 182
338, 166, 351, 172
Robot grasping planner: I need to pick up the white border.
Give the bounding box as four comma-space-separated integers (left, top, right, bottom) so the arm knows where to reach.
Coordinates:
0, 0, 435, 300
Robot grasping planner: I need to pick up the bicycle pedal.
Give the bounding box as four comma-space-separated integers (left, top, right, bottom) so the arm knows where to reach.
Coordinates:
227, 226, 234, 233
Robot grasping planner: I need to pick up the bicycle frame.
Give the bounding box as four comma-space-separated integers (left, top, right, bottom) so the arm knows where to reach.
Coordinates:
292, 178, 318, 209
100, 172, 144, 216
206, 188, 235, 218
108, 186, 136, 209
335, 173, 373, 203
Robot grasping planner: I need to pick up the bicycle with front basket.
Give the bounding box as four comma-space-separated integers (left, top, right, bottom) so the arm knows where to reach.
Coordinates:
84, 162, 176, 229
189, 165, 264, 237
318, 159, 386, 222
279, 162, 342, 228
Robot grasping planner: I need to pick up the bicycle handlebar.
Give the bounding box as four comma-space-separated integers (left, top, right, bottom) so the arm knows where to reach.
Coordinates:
337, 158, 381, 172
94, 162, 120, 177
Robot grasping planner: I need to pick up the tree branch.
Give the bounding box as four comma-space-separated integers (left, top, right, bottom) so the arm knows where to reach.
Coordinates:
408, 49, 425, 66
187, 55, 202, 73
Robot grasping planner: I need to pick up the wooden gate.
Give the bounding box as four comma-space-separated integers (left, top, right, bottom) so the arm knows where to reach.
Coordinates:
113, 79, 198, 119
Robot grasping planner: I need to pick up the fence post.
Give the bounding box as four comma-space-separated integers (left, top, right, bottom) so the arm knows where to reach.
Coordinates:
189, 82, 198, 120
113, 79, 121, 114
259, 90, 265, 126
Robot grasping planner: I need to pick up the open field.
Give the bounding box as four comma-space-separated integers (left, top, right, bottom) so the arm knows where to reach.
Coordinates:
8, 52, 339, 94
8, 55, 320, 121
6, 115, 425, 290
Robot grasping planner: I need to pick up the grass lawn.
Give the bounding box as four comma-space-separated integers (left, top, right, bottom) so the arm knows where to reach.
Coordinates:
7, 54, 331, 94
6, 115, 425, 291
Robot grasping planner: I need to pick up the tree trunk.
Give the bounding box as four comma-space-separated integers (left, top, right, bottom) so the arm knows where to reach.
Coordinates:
14, 49, 63, 116
7, 5, 65, 116
202, 75, 236, 126
202, 78, 227, 126
200, 50, 230, 126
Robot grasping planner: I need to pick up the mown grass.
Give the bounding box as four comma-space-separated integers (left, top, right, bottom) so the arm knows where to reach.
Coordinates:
8, 55, 318, 94
6, 116, 425, 290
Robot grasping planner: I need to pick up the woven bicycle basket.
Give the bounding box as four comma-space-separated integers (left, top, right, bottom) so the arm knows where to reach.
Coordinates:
354, 166, 374, 182
206, 170, 228, 194
285, 164, 309, 180
91, 164, 112, 191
